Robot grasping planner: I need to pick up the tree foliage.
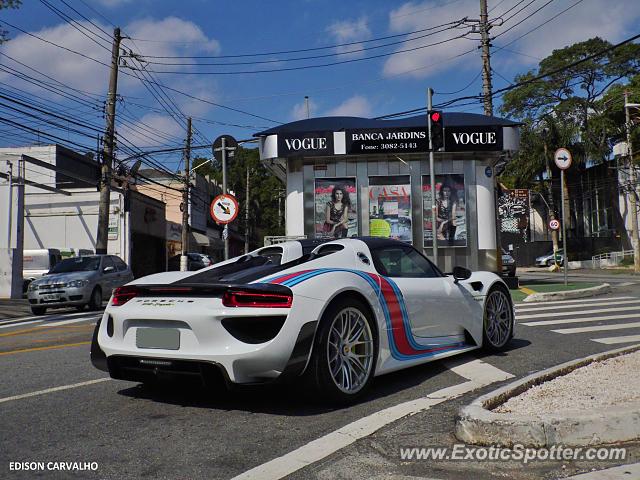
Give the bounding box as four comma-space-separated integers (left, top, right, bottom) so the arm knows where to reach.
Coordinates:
193, 147, 284, 249
0, 0, 22, 44
500, 37, 640, 185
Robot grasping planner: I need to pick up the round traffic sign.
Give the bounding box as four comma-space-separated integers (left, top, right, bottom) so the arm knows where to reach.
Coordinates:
210, 194, 239, 224
549, 219, 560, 231
554, 148, 572, 170
212, 135, 238, 163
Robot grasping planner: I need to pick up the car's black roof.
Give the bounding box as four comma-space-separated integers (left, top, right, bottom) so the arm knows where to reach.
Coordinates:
291, 236, 409, 251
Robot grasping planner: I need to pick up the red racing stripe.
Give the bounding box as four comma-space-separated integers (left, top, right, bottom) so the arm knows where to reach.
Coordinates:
377, 276, 458, 356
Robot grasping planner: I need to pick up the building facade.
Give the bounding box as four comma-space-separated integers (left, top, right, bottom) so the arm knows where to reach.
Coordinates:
255, 113, 520, 272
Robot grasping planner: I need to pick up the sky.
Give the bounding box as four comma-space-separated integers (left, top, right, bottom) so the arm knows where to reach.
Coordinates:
1, 0, 639, 170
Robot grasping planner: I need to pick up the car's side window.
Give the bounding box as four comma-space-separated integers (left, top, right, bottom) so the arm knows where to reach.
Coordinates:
102, 256, 116, 273
372, 246, 440, 278
113, 257, 128, 272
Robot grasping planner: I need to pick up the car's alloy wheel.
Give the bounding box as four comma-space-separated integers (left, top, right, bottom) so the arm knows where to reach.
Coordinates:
326, 307, 374, 395
482, 287, 513, 351
307, 298, 377, 403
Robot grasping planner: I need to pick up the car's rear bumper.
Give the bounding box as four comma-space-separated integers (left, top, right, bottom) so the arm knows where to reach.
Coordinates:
95, 295, 324, 385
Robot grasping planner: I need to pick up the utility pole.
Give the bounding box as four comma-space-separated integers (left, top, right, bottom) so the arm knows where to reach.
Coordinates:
427, 87, 438, 266
625, 91, 640, 273
479, 0, 493, 116
96, 27, 121, 255
245, 166, 250, 254
180, 117, 192, 272
305, 96, 310, 119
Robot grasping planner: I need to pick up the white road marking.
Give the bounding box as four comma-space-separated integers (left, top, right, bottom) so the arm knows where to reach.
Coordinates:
552, 321, 640, 335
230, 359, 513, 480
515, 299, 640, 313
39, 316, 101, 327
0, 310, 104, 324
516, 306, 640, 320
0, 316, 41, 325
0, 378, 111, 404
592, 335, 640, 345
0, 319, 44, 330
521, 313, 640, 327
514, 296, 634, 308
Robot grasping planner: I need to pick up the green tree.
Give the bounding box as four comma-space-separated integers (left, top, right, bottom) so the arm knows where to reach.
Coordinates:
193, 146, 285, 249
1, 1, 22, 44
501, 37, 640, 168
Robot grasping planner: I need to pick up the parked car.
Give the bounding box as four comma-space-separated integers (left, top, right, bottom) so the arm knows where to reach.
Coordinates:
167, 253, 213, 271
92, 238, 513, 403
536, 249, 564, 267
27, 255, 134, 315
501, 249, 516, 277
23, 249, 62, 292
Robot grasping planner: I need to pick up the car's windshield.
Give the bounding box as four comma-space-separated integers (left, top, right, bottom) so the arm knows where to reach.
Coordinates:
49, 257, 100, 273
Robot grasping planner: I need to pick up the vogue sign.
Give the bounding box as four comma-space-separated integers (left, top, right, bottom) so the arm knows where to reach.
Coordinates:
278, 132, 333, 157
445, 126, 503, 152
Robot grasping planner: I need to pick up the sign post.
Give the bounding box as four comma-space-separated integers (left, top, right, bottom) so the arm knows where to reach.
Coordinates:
554, 148, 572, 286
210, 193, 239, 255
213, 135, 238, 259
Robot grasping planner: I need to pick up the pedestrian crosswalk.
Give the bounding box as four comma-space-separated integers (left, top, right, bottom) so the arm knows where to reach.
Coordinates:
515, 295, 640, 345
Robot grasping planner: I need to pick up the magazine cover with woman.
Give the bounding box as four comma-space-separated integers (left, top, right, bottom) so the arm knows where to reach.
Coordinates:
422, 174, 467, 247
314, 178, 358, 239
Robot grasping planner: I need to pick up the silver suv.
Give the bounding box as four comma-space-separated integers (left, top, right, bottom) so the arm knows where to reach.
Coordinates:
27, 255, 134, 315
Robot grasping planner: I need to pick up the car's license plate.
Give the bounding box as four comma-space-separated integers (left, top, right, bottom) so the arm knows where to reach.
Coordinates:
43, 294, 60, 301
136, 328, 180, 350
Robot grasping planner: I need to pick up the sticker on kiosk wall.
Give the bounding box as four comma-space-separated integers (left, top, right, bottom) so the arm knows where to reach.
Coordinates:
210, 194, 239, 224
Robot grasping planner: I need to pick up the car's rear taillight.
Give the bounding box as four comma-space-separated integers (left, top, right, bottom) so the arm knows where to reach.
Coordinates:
111, 285, 140, 306
222, 290, 292, 308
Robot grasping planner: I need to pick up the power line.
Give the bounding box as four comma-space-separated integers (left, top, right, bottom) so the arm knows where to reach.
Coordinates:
134, 20, 467, 66
37, 0, 111, 52
131, 31, 473, 75
130, 18, 466, 60
493, 0, 557, 40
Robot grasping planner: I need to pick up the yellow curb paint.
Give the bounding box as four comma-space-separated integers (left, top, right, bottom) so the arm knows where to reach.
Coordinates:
0, 342, 91, 356
0, 324, 93, 338
519, 287, 536, 295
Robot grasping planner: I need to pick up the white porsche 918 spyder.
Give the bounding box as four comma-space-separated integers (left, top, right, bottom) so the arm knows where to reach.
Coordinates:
91, 237, 514, 402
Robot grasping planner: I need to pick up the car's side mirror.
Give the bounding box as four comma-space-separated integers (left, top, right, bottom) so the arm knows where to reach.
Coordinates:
103, 266, 115, 273
452, 266, 472, 283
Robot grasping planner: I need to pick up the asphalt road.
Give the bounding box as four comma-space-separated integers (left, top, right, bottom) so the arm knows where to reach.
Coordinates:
1, 283, 639, 480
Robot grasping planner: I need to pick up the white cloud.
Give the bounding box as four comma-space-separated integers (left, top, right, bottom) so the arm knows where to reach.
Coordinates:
290, 97, 318, 121
1, 17, 220, 97
95, 0, 132, 7
492, 0, 640, 70
383, 0, 479, 79
117, 113, 184, 148
326, 95, 372, 117
383, 0, 640, 80
326, 17, 370, 58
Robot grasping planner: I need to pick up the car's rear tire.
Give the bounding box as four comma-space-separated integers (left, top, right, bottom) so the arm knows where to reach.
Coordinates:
88, 287, 102, 311
31, 306, 46, 315
482, 285, 514, 352
306, 298, 377, 404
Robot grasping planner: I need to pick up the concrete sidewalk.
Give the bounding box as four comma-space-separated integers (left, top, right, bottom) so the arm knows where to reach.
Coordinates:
0, 298, 32, 319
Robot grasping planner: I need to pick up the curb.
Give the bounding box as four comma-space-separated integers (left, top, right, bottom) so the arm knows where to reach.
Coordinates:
522, 283, 611, 303
455, 344, 640, 447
